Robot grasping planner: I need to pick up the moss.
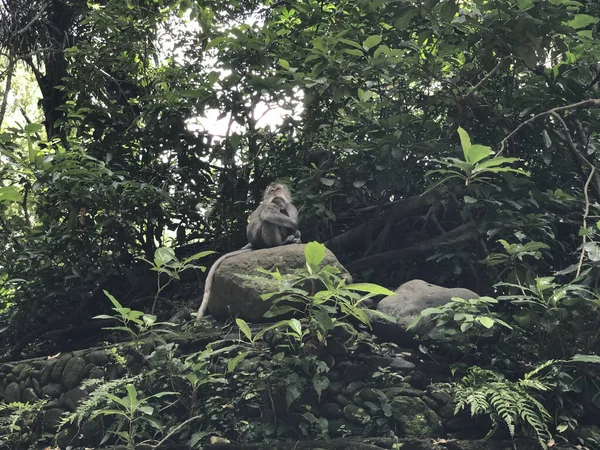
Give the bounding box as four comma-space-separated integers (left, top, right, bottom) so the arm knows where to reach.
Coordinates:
391, 396, 442, 438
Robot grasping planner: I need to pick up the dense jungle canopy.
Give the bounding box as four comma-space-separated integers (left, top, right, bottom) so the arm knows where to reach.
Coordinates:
1, 0, 600, 448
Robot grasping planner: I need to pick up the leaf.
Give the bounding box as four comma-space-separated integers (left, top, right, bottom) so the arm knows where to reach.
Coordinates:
279, 59, 290, 70
313, 375, 329, 398
228, 351, 249, 372
345, 283, 395, 296
567, 14, 599, 29
477, 316, 495, 328
0, 186, 23, 203
463, 196, 477, 204
338, 38, 363, 49
154, 247, 176, 268
286, 383, 302, 406
344, 48, 364, 56
457, 127, 471, 160
288, 318, 302, 336
24, 123, 44, 133
181, 250, 214, 265
542, 130, 552, 148
570, 354, 600, 364
103, 290, 123, 309
517, 0, 534, 10
305, 241, 326, 270
358, 89, 375, 102
236, 318, 253, 341
320, 178, 335, 186
466, 144, 492, 164
363, 35, 382, 50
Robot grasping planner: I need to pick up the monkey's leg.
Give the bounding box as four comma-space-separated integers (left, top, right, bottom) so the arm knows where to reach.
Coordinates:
282, 230, 301, 245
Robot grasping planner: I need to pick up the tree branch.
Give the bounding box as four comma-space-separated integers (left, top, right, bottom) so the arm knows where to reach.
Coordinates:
0, 56, 15, 128
465, 57, 506, 97
325, 194, 434, 253
497, 99, 600, 155
550, 111, 600, 201
346, 221, 482, 272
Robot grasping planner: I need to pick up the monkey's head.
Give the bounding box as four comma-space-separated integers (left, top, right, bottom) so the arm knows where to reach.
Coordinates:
264, 183, 291, 203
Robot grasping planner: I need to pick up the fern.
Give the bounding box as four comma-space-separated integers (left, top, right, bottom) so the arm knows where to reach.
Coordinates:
454, 366, 554, 449
0, 399, 47, 448
58, 375, 140, 430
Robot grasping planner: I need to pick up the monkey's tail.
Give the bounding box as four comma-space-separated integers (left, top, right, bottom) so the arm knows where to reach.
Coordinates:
195, 246, 252, 322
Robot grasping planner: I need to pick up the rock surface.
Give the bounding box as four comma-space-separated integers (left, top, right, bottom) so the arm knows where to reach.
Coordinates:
206, 244, 351, 321
373, 279, 479, 344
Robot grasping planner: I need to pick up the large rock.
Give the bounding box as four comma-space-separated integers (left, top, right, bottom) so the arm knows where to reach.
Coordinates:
373, 279, 479, 345
205, 244, 350, 322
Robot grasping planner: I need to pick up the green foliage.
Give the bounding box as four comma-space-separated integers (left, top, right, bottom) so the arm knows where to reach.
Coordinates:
454, 365, 554, 448
246, 241, 395, 348
0, 400, 48, 450
425, 127, 529, 190
408, 296, 513, 355
90, 383, 176, 450
140, 247, 212, 313
93, 291, 175, 345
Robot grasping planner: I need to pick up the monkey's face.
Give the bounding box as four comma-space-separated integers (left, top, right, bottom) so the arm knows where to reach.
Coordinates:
264, 183, 291, 203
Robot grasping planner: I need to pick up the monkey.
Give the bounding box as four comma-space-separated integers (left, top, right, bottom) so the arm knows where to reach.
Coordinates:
196, 183, 301, 321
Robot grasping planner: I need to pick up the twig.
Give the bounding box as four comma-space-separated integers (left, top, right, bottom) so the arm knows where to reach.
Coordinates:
0, 56, 15, 128
15, 2, 49, 35
577, 167, 595, 277
139, 415, 203, 450
550, 111, 600, 200
465, 57, 506, 97
497, 99, 600, 155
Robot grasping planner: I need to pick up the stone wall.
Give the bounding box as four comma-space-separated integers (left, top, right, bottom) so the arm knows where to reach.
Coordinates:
0, 343, 149, 431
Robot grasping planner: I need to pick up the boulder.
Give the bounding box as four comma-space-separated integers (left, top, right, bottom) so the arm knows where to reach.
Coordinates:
205, 244, 350, 322
373, 279, 478, 345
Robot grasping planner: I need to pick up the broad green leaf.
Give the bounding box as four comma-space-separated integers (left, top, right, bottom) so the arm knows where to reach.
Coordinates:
466, 144, 492, 164
154, 247, 176, 267
477, 316, 495, 328
288, 318, 302, 336
103, 290, 123, 309
0, 186, 23, 203
567, 14, 599, 29
345, 283, 395, 296
363, 35, 382, 50
279, 59, 290, 70
182, 250, 214, 265
420, 307, 441, 316
517, 0, 534, 10
357, 89, 375, 102
460, 322, 473, 332
313, 375, 329, 398
338, 38, 363, 49
570, 354, 600, 364
457, 127, 472, 159
236, 318, 253, 341
344, 48, 364, 56
138, 405, 154, 415
305, 241, 326, 270
24, 123, 44, 133
228, 351, 249, 372
474, 156, 519, 169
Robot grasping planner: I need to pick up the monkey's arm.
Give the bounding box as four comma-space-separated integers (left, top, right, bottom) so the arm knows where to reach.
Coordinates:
259, 203, 298, 230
